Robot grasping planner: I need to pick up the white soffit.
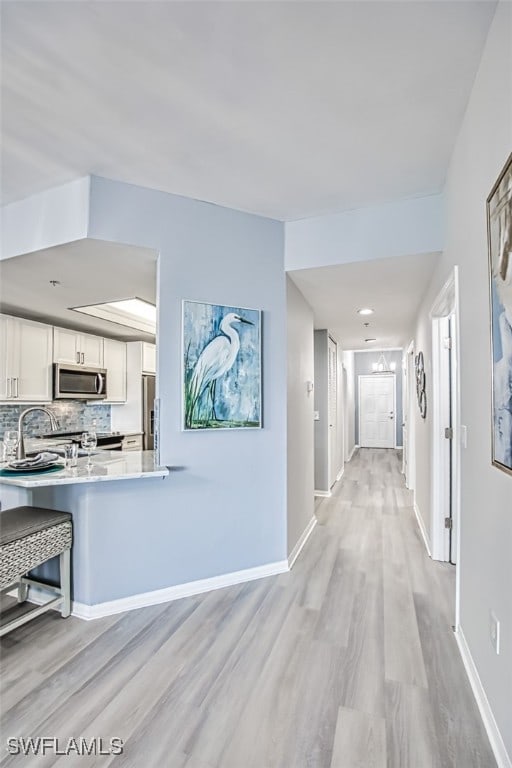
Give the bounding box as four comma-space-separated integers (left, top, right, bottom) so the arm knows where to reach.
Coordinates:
289, 251, 441, 349
0, 239, 158, 342
0, 1, 496, 219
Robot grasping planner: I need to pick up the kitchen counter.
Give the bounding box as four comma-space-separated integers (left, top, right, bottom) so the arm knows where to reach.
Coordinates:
0, 450, 168, 488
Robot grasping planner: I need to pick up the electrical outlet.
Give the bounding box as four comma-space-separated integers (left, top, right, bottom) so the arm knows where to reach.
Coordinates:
490, 611, 500, 655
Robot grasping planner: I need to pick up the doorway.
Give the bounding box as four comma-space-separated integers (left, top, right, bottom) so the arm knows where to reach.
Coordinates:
358, 374, 396, 448
430, 267, 460, 625
328, 335, 338, 488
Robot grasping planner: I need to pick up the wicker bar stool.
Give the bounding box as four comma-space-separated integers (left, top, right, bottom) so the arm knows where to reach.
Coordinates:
0, 506, 72, 637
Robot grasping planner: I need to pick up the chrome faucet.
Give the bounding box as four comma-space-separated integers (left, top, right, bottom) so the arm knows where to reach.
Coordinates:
17, 407, 59, 459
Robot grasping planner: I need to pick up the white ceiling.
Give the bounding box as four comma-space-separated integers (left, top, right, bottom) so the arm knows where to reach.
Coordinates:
1, 1, 496, 220
0, 239, 157, 342
289, 251, 441, 349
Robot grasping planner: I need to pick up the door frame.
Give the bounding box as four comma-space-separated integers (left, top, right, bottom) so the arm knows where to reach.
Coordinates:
430, 266, 461, 628
405, 340, 416, 492
358, 373, 396, 449
327, 334, 338, 489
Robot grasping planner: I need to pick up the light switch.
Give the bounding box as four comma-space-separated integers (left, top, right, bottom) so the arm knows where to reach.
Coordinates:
314, 411, 320, 421
460, 425, 467, 448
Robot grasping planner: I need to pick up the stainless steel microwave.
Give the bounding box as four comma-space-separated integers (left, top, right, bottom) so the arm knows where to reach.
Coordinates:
53, 364, 107, 400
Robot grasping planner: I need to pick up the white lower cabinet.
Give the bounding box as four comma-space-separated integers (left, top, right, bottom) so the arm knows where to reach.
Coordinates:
0, 315, 52, 402
103, 338, 127, 403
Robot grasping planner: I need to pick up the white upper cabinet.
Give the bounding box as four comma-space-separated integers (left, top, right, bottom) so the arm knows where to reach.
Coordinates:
53, 327, 104, 367
0, 315, 52, 402
103, 338, 127, 402
142, 342, 156, 374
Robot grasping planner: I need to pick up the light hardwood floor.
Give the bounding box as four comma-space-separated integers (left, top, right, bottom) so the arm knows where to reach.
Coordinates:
0, 449, 496, 767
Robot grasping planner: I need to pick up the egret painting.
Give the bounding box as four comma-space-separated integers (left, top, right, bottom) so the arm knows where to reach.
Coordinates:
183, 300, 261, 430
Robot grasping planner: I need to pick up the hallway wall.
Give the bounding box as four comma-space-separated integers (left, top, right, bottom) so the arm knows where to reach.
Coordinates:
413, 2, 512, 758
343, 351, 356, 460
313, 330, 329, 492
286, 277, 315, 556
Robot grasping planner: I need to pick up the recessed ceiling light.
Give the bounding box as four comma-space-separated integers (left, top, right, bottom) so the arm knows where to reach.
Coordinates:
365, 338, 377, 343
358, 308, 374, 315
71, 297, 156, 334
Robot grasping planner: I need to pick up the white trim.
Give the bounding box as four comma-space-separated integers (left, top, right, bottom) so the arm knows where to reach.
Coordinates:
314, 489, 332, 498
430, 266, 461, 630
349, 346, 404, 353
288, 516, 317, 569
346, 444, 358, 462
414, 502, 432, 557
336, 465, 345, 482
455, 628, 512, 768
19, 560, 290, 621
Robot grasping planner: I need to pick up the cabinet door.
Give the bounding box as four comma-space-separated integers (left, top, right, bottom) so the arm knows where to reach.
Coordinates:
0, 315, 12, 400
103, 339, 127, 402
16, 318, 52, 401
142, 342, 156, 374
54, 327, 81, 365
82, 332, 104, 367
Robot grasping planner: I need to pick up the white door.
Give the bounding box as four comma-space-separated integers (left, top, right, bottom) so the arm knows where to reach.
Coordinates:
54, 327, 81, 365
81, 332, 104, 367
328, 336, 338, 488
16, 318, 52, 401
359, 374, 395, 448
103, 338, 127, 402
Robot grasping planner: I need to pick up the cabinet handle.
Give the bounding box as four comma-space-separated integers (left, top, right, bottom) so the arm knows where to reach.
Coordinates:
81, 352, 84, 365
7, 378, 11, 398
14, 378, 18, 398
76, 351, 80, 364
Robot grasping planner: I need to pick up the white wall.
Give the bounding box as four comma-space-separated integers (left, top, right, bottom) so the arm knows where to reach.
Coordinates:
285, 193, 444, 271
286, 277, 315, 556
413, 3, 512, 758
0, 177, 90, 260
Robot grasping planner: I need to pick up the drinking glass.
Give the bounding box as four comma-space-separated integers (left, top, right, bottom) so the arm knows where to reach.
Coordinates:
81, 431, 97, 469
64, 443, 78, 469
3, 430, 19, 462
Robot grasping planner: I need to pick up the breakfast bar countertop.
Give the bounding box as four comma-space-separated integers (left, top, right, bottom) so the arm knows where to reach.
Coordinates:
0, 450, 169, 488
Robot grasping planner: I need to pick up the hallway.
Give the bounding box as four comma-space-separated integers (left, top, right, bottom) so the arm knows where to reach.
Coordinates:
0, 449, 495, 767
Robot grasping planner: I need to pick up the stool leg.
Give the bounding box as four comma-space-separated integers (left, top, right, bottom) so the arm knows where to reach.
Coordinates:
60, 548, 71, 618
17, 580, 28, 604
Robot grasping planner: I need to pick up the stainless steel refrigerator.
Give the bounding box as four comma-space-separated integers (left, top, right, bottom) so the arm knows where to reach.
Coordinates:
142, 375, 156, 450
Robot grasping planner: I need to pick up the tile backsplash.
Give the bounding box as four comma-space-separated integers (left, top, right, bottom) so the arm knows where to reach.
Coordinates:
0, 402, 111, 437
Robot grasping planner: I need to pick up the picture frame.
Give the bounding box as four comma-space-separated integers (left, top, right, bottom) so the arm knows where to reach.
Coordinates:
415, 351, 427, 419
487, 153, 512, 475
182, 300, 262, 431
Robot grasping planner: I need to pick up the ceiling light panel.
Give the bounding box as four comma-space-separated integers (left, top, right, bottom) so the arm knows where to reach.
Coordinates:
71, 297, 156, 334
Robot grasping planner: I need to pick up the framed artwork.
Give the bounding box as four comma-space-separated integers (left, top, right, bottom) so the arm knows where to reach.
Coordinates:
182, 300, 262, 430
415, 351, 427, 419
488, 153, 512, 475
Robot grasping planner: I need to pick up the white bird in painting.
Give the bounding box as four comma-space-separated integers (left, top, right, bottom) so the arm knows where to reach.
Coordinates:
187, 312, 253, 424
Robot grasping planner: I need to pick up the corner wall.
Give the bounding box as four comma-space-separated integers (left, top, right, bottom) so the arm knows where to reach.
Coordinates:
413, 2, 512, 758
84, 177, 288, 596
286, 277, 315, 556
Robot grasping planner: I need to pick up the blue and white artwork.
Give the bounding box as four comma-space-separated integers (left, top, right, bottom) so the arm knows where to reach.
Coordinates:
183, 300, 261, 430
488, 154, 512, 475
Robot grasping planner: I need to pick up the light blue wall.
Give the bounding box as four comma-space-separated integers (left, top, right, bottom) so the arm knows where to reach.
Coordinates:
78, 176, 288, 600
354, 350, 403, 446
285, 193, 444, 271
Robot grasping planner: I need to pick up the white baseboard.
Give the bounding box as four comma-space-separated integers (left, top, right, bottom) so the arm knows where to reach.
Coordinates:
455, 627, 511, 768
413, 502, 432, 557
336, 466, 345, 483
346, 445, 358, 462
18, 560, 290, 621
288, 516, 317, 569
314, 489, 332, 498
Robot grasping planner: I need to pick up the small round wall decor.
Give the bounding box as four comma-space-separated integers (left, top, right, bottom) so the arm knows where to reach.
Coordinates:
415, 352, 427, 419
